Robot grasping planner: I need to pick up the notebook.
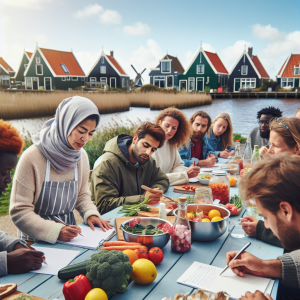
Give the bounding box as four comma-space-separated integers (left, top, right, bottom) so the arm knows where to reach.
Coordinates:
57, 225, 116, 249
177, 261, 274, 300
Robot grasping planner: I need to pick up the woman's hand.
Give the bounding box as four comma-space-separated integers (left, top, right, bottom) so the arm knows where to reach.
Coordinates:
186, 165, 201, 178
239, 291, 273, 300
87, 215, 113, 232
219, 150, 230, 158
58, 225, 82, 241
229, 150, 235, 156
240, 216, 259, 237
259, 146, 271, 158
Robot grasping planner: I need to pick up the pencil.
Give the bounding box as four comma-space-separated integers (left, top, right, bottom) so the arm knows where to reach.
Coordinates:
193, 161, 195, 166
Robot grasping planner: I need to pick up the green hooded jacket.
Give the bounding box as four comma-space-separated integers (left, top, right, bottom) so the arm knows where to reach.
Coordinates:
90, 135, 169, 214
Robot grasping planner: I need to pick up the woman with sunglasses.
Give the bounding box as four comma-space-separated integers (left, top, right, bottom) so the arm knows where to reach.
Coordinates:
243, 117, 300, 247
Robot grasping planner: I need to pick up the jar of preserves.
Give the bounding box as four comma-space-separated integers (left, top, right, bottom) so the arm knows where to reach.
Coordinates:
209, 170, 230, 204
194, 187, 213, 204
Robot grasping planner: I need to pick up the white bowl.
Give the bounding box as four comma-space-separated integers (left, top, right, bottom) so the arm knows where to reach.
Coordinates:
197, 173, 213, 185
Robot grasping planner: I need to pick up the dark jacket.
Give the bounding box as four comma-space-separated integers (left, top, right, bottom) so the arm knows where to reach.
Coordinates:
90, 135, 169, 214
256, 220, 282, 248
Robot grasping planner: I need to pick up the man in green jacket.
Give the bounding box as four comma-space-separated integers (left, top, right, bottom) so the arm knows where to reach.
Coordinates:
91, 122, 169, 214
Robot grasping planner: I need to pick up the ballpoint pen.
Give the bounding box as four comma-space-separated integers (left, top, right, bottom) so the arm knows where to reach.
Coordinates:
53, 216, 84, 237
219, 242, 251, 276
18, 239, 48, 264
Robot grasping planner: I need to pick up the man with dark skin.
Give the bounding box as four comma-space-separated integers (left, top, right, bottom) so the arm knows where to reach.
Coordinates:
248, 107, 283, 150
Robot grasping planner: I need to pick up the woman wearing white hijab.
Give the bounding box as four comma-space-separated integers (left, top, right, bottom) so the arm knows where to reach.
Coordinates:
10, 96, 112, 244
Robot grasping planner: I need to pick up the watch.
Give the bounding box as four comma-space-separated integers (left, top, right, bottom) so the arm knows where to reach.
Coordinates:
17, 240, 28, 248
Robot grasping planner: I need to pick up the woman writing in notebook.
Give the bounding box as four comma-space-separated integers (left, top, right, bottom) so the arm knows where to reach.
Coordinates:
10, 96, 112, 244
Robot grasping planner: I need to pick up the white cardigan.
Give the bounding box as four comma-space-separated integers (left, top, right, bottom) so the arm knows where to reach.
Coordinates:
152, 141, 189, 186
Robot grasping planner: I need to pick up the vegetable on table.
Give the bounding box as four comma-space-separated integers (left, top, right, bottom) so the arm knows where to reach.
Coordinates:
84, 288, 107, 300
99, 245, 148, 251
230, 194, 242, 209
134, 249, 148, 259
121, 223, 164, 235
86, 250, 133, 295
103, 241, 141, 247
58, 261, 88, 280
118, 197, 151, 216
148, 247, 164, 265
63, 274, 92, 300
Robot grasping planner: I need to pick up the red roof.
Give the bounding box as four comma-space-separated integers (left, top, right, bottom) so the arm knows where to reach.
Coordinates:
106, 55, 126, 75
251, 55, 269, 79
0, 57, 14, 72
26, 52, 33, 58
205, 51, 228, 74
39, 48, 85, 76
278, 58, 287, 76
281, 54, 300, 78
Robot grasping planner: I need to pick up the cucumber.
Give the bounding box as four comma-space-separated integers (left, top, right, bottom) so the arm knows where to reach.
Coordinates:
57, 261, 87, 280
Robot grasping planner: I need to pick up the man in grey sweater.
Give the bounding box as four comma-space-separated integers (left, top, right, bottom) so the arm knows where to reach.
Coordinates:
226, 154, 300, 300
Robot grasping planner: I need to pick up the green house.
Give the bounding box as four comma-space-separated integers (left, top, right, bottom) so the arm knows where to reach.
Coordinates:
12, 49, 33, 88
24, 46, 85, 91
178, 46, 228, 92
0, 57, 15, 87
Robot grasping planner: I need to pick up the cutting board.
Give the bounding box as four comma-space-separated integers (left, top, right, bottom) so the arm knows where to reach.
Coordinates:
115, 216, 175, 241
3, 291, 45, 300
173, 182, 203, 194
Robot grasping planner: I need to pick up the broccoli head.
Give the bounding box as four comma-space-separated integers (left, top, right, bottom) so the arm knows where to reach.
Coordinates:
86, 250, 133, 295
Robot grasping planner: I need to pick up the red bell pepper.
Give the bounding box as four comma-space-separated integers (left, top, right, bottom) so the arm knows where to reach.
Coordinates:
63, 274, 92, 300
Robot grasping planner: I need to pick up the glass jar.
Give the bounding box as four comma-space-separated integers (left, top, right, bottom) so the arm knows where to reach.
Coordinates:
171, 197, 191, 253
194, 187, 213, 204
209, 170, 230, 204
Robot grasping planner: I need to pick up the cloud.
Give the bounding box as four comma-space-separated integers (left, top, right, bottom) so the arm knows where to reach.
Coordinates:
73, 4, 103, 19
74, 50, 100, 75
99, 10, 122, 24
1, 0, 51, 9
123, 22, 151, 36
252, 24, 284, 42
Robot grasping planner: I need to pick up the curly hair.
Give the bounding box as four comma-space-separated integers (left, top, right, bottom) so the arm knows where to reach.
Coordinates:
135, 122, 166, 148
0, 119, 25, 155
257, 106, 282, 120
155, 107, 190, 147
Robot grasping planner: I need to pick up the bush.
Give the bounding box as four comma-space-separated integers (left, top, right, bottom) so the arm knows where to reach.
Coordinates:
260, 84, 267, 92
140, 84, 159, 92
252, 88, 261, 92
233, 133, 246, 143
204, 86, 210, 94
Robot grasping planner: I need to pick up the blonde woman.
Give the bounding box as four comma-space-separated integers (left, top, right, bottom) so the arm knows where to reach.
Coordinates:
152, 107, 200, 186
206, 113, 235, 158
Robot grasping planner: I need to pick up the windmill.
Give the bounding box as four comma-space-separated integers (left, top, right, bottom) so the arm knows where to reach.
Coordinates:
131, 65, 146, 87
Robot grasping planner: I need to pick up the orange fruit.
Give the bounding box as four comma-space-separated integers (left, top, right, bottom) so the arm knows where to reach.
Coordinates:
229, 178, 237, 187
208, 209, 221, 220
130, 258, 157, 285
123, 249, 138, 265
202, 219, 211, 222
211, 216, 223, 222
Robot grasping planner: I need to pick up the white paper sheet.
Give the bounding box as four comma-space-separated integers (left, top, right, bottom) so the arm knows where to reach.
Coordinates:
177, 261, 272, 300
57, 225, 116, 249
30, 247, 80, 275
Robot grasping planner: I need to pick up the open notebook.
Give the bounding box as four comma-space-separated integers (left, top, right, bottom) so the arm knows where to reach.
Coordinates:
57, 225, 115, 249
177, 261, 274, 300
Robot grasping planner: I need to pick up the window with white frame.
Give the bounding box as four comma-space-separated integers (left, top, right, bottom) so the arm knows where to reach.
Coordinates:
101, 56, 105, 64
62, 77, 66, 81
72, 77, 78, 81
282, 78, 294, 87
197, 65, 204, 74
161, 61, 170, 73
24, 64, 28, 70
90, 77, 96, 87
188, 78, 195, 91
122, 78, 125, 88
241, 65, 248, 75
167, 75, 173, 88
36, 57, 40, 63
294, 67, 300, 75
100, 77, 107, 84
154, 76, 165, 88
36, 64, 43, 75
66, 76, 70, 81
61, 64, 69, 73
241, 78, 256, 88
100, 66, 106, 74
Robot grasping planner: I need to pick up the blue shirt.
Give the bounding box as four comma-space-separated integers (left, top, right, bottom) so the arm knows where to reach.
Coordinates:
206, 128, 235, 157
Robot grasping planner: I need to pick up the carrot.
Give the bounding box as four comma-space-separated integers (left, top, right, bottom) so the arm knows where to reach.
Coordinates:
99, 245, 148, 251
103, 241, 142, 247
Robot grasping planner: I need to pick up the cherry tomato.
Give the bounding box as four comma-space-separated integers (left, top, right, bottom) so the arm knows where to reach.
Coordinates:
191, 187, 196, 191
134, 249, 149, 259
148, 247, 164, 265
184, 186, 190, 190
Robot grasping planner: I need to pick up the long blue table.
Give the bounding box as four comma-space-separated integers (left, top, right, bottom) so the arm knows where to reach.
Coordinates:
0, 185, 283, 300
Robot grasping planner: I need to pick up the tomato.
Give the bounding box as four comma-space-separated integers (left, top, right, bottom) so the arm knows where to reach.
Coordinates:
191, 187, 196, 191
134, 249, 149, 259
148, 247, 164, 265
184, 186, 191, 190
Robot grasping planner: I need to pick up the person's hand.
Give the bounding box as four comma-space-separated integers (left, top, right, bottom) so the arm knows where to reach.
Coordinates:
58, 225, 82, 241
229, 150, 235, 156
7, 248, 44, 274
186, 165, 201, 178
239, 291, 272, 300
199, 156, 217, 167
145, 187, 163, 205
259, 146, 271, 158
240, 216, 259, 237
219, 150, 230, 158
14, 242, 35, 251
87, 215, 113, 232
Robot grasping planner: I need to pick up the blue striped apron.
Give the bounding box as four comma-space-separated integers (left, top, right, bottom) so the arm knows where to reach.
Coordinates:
20, 160, 78, 241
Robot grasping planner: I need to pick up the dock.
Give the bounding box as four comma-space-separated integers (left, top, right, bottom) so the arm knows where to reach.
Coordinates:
210, 92, 299, 99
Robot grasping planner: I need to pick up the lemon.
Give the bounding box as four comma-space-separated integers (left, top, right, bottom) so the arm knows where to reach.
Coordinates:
130, 258, 157, 285
202, 218, 211, 222
85, 288, 108, 300
211, 216, 223, 222
229, 178, 237, 187
208, 209, 221, 220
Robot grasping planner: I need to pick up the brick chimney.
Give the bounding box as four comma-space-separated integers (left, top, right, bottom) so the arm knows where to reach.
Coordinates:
110, 50, 114, 57
248, 47, 253, 58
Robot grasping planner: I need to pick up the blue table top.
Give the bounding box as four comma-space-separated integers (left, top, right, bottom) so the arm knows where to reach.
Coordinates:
0, 183, 283, 300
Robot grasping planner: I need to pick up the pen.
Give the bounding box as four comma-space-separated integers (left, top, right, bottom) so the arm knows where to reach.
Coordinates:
53, 216, 84, 237
193, 161, 195, 166
42, 256, 48, 265
18, 240, 48, 265
219, 242, 251, 276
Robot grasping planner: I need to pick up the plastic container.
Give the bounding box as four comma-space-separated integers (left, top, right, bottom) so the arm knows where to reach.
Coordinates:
158, 203, 167, 220
171, 197, 191, 253
194, 187, 213, 204
209, 170, 230, 204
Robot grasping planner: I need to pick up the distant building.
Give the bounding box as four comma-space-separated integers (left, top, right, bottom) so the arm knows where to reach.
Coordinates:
277, 54, 300, 89
228, 47, 269, 92
0, 57, 15, 86
149, 54, 184, 90
12, 50, 33, 87
178, 47, 228, 92
86, 50, 130, 90
24, 46, 85, 90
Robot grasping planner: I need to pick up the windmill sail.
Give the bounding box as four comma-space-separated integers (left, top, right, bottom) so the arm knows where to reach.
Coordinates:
131, 65, 146, 87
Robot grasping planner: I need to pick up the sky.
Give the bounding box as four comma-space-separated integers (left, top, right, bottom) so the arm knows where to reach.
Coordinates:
1, 0, 300, 83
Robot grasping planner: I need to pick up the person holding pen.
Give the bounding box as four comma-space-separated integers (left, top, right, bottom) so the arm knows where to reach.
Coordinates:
10, 96, 112, 244
226, 154, 300, 300
152, 107, 200, 186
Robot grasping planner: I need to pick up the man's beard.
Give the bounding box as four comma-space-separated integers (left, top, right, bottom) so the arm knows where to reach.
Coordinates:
132, 144, 149, 165
260, 129, 270, 139
276, 217, 300, 251
192, 132, 203, 141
